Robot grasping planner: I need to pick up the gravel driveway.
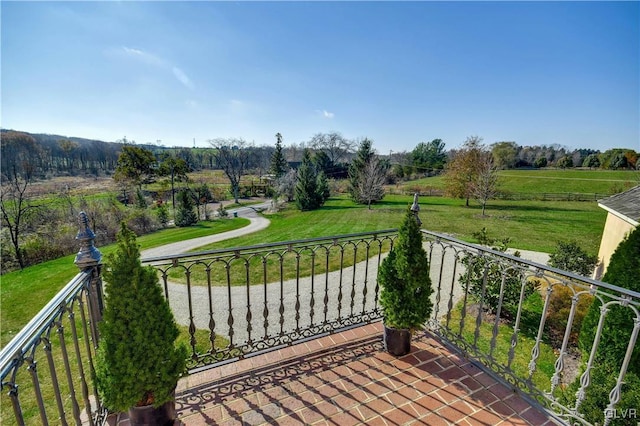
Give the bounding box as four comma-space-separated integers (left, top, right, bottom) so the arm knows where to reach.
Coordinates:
141, 206, 550, 347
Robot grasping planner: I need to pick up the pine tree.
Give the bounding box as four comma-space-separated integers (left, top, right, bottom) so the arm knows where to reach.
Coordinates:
175, 189, 198, 226
317, 170, 330, 203
270, 133, 289, 178
348, 138, 386, 205
295, 149, 324, 211
96, 224, 187, 411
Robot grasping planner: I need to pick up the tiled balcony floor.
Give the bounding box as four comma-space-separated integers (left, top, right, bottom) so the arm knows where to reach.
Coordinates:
111, 322, 559, 425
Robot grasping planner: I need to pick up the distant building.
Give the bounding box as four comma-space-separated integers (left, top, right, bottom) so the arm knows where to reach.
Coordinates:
594, 185, 640, 279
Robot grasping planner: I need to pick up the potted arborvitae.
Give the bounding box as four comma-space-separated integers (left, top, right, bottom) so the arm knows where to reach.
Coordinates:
96, 223, 187, 425
378, 200, 433, 356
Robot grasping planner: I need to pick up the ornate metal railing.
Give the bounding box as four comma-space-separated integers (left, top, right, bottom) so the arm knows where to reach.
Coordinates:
421, 230, 640, 426
0, 213, 106, 426
2, 210, 638, 426
141, 229, 397, 372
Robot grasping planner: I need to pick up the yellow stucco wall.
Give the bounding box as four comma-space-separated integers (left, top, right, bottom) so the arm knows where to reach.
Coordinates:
595, 212, 635, 279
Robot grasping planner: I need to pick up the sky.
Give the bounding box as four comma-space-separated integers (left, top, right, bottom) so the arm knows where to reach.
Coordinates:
1, 1, 639, 153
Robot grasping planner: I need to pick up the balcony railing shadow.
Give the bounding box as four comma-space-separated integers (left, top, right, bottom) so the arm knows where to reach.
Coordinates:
1, 212, 638, 426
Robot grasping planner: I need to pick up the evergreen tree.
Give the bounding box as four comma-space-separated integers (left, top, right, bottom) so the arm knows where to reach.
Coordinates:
378, 207, 433, 330
295, 149, 324, 211
96, 224, 187, 411
156, 202, 169, 227
135, 188, 147, 209
175, 189, 198, 227
348, 138, 386, 205
270, 133, 289, 178
317, 170, 330, 202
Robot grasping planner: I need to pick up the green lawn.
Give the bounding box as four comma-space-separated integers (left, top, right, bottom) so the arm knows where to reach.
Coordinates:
197, 194, 606, 255
0, 218, 249, 348
395, 169, 639, 195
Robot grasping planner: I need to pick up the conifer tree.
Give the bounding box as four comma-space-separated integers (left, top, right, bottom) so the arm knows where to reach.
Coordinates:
317, 170, 330, 203
295, 149, 324, 211
175, 189, 198, 227
378, 208, 433, 330
348, 138, 386, 205
270, 133, 289, 178
96, 224, 187, 411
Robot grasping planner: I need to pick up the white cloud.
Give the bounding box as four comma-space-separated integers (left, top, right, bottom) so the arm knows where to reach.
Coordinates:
119, 46, 194, 90
172, 67, 194, 90
317, 109, 334, 119
121, 46, 164, 67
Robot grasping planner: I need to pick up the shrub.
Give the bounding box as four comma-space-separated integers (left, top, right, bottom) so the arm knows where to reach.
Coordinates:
378, 208, 433, 330
461, 228, 535, 319
560, 364, 640, 426
126, 208, 158, 235
217, 204, 229, 218
155, 203, 169, 227
95, 224, 187, 411
545, 284, 593, 345
548, 241, 598, 277
574, 226, 640, 423
579, 226, 640, 374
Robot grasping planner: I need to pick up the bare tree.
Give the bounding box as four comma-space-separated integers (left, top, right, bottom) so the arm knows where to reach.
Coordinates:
0, 132, 43, 269
471, 151, 500, 217
356, 156, 387, 210
208, 138, 253, 203
277, 168, 297, 202
309, 132, 354, 165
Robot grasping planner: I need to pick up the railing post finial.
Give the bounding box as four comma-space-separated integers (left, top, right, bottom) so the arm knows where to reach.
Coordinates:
74, 211, 102, 269
410, 193, 422, 227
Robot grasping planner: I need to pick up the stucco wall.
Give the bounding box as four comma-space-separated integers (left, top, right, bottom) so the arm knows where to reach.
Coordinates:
595, 212, 635, 279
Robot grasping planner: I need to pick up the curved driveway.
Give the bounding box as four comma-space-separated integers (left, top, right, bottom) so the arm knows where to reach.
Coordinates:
141, 202, 271, 259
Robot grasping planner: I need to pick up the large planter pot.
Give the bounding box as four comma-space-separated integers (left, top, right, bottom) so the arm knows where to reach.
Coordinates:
383, 324, 411, 356
128, 399, 176, 426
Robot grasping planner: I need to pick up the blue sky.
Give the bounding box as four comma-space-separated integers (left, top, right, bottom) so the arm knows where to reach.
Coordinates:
2, 1, 638, 153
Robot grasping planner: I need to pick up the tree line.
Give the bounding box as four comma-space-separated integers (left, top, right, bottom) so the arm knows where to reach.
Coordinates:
2, 129, 637, 182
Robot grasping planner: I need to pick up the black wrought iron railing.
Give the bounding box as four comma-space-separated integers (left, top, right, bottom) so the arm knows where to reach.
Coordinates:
141, 229, 397, 372
1, 212, 638, 426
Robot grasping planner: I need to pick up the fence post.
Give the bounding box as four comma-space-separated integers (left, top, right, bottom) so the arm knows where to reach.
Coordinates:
74, 211, 103, 347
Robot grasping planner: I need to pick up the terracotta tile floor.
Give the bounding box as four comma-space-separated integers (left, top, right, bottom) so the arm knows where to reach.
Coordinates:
111, 322, 560, 425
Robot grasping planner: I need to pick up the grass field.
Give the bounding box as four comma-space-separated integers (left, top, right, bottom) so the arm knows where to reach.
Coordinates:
197, 194, 606, 255
394, 168, 639, 195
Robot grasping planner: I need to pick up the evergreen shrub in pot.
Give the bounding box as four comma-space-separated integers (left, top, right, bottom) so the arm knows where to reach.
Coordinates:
378, 205, 433, 356
95, 223, 187, 425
